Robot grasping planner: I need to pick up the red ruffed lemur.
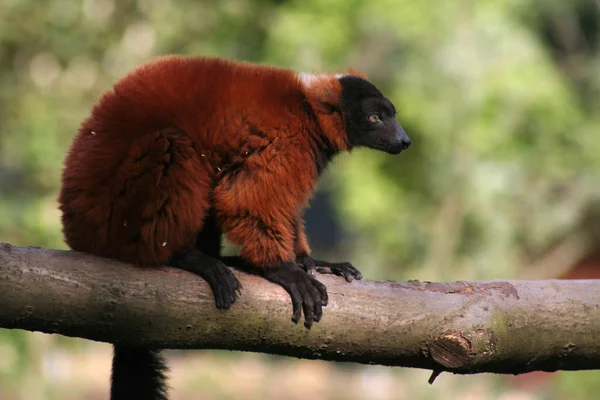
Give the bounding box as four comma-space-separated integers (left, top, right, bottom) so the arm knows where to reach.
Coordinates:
58, 55, 410, 400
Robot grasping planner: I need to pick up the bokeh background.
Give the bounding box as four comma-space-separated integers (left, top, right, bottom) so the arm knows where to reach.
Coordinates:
1, 0, 600, 399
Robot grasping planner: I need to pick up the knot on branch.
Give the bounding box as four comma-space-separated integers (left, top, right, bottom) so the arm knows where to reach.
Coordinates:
428, 328, 499, 369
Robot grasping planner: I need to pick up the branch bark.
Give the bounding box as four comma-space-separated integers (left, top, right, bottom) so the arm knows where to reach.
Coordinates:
1, 242, 600, 377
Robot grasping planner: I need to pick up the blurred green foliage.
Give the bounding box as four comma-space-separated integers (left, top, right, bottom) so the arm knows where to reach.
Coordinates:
1, 0, 600, 399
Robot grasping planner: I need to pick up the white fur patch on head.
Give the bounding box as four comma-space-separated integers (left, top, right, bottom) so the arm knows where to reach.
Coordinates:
298, 72, 343, 89
298, 72, 319, 88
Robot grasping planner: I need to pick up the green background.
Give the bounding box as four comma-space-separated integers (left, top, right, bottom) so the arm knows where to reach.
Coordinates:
1, 0, 599, 398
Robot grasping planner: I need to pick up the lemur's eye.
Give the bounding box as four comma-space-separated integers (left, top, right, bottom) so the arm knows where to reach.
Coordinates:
368, 115, 380, 123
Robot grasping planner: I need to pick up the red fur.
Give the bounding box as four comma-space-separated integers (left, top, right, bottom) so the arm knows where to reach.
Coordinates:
59, 55, 351, 268
346, 67, 367, 79
294, 214, 311, 257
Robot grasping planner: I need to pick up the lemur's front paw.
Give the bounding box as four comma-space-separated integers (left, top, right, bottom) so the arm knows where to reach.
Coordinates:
262, 262, 328, 329
297, 254, 363, 282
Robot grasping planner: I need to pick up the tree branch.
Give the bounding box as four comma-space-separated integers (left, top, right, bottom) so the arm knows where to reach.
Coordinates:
1, 243, 600, 378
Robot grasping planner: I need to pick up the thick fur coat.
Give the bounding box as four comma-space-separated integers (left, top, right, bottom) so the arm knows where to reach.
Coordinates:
60, 56, 349, 268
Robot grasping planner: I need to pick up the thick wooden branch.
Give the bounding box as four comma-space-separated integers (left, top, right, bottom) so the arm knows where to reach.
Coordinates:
1, 243, 600, 377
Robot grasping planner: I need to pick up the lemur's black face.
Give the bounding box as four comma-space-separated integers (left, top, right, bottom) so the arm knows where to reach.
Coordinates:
339, 76, 411, 155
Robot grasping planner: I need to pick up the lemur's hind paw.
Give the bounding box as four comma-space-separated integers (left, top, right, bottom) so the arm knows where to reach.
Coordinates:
170, 250, 242, 309
297, 255, 363, 282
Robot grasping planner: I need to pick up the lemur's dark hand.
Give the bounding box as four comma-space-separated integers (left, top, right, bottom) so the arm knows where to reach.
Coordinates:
297, 254, 363, 282
262, 262, 328, 329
